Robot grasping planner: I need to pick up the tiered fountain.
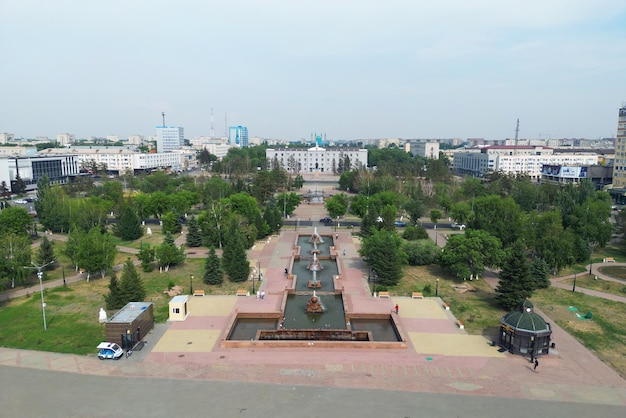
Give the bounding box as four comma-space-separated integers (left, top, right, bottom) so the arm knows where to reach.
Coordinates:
307, 253, 323, 289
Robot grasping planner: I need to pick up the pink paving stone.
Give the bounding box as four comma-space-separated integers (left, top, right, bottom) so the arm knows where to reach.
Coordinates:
169, 316, 230, 330
401, 318, 463, 334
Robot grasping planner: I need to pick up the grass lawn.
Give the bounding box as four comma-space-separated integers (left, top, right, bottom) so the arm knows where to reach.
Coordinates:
561, 274, 626, 298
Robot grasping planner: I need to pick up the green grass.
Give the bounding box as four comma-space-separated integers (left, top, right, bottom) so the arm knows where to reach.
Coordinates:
561, 274, 626, 297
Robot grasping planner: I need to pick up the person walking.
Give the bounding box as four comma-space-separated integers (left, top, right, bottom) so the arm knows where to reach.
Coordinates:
534, 358, 539, 372
395, 304, 399, 314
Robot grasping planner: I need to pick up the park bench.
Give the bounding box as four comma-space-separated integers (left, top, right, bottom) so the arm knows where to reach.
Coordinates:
236, 289, 248, 297
457, 320, 465, 329
193, 290, 205, 297
604, 257, 616, 263
378, 291, 390, 298
411, 292, 424, 299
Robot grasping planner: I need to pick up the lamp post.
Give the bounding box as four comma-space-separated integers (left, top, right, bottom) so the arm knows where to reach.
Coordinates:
436, 278, 439, 297
24, 260, 55, 331
572, 273, 577, 292
373, 270, 377, 297
189, 275, 194, 295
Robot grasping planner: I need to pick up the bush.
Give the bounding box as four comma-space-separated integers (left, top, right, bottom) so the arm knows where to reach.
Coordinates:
404, 240, 441, 266
402, 226, 429, 240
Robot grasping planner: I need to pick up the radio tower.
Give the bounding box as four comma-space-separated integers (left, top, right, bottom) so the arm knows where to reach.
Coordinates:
210, 107, 216, 139
162, 112, 166, 127
514, 118, 520, 151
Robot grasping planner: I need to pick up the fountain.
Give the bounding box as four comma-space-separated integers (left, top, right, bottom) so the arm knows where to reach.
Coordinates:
306, 290, 324, 313
310, 227, 323, 244
310, 241, 320, 255
307, 253, 323, 288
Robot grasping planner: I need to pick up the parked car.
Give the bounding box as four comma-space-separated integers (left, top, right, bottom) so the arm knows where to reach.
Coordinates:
451, 223, 466, 230
320, 217, 333, 223
394, 221, 407, 227
97, 342, 124, 360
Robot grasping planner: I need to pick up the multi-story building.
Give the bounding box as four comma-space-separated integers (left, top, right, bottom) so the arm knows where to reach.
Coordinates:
127, 135, 144, 145
0, 155, 80, 192
156, 126, 184, 152
56, 133, 75, 146
228, 126, 248, 147
454, 146, 598, 180
266, 144, 368, 174
0, 146, 38, 157
408, 141, 440, 159
0, 133, 15, 144
612, 106, 626, 188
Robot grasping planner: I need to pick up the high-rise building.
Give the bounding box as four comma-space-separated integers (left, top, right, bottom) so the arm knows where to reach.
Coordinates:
613, 106, 626, 188
228, 126, 248, 147
156, 126, 184, 152
56, 133, 75, 146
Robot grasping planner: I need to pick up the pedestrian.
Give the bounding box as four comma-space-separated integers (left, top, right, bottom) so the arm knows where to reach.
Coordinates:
395, 304, 399, 314
261, 291, 265, 300
335, 233, 338, 240
342, 249, 346, 256
534, 358, 539, 372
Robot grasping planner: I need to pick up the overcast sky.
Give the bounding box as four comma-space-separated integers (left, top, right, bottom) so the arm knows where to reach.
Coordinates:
1, 0, 625, 141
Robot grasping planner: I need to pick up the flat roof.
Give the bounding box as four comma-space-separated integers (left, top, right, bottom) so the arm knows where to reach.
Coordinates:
107, 302, 152, 324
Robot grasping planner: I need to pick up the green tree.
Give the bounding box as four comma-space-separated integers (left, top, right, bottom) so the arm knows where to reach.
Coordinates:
221, 221, 250, 282
0, 206, 33, 235
76, 227, 117, 280
325, 193, 349, 219
118, 258, 146, 303
36, 236, 55, 270
404, 198, 425, 226
137, 244, 156, 272
439, 230, 504, 279
104, 273, 124, 310
13, 174, 26, 194
530, 257, 550, 289
113, 203, 143, 241
359, 229, 406, 287
402, 225, 429, 240
430, 209, 442, 227
185, 216, 203, 247
155, 232, 185, 272
203, 247, 224, 285
161, 211, 182, 235
496, 241, 535, 310
0, 234, 31, 289
403, 240, 440, 266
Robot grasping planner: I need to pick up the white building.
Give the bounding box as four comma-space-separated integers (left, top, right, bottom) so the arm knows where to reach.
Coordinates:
0, 133, 15, 144
409, 141, 440, 159
56, 133, 75, 146
127, 135, 144, 145
454, 146, 598, 180
0, 146, 38, 157
266, 145, 368, 174
156, 126, 184, 152
0, 155, 80, 192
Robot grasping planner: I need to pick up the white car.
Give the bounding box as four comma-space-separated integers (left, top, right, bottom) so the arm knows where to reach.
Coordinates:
97, 342, 124, 360
451, 223, 466, 230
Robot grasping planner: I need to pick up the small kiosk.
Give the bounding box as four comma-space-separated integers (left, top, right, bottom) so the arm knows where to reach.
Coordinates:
499, 300, 552, 358
168, 295, 190, 321
105, 302, 154, 349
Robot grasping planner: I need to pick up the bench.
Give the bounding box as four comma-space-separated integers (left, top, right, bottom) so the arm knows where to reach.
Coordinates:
378, 291, 390, 298
443, 302, 450, 311
604, 257, 616, 263
193, 290, 205, 297
411, 292, 424, 299
457, 320, 465, 329
236, 289, 248, 297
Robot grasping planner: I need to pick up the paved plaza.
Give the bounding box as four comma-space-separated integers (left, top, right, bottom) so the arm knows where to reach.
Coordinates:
1, 180, 626, 416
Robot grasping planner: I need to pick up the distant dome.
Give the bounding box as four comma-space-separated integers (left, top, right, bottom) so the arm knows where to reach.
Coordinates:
501, 299, 549, 332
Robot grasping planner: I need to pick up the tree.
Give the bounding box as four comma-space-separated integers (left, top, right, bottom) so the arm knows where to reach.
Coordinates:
530, 257, 550, 289
0, 234, 31, 289
404, 198, 425, 226
359, 229, 406, 287
325, 193, 349, 219
13, 174, 26, 194
439, 230, 504, 279
117, 258, 146, 303
155, 232, 185, 272
203, 247, 224, 285
496, 241, 535, 310
113, 203, 143, 241
161, 211, 182, 235
185, 216, 203, 247
37, 236, 55, 270
430, 209, 442, 227
403, 240, 440, 266
137, 244, 156, 272
0, 206, 33, 235
104, 273, 124, 310
221, 221, 250, 282
75, 227, 117, 280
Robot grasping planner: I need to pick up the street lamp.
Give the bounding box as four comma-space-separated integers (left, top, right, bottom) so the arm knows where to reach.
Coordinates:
436, 278, 439, 297
189, 275, 194, 295
572, 273, 577, 292
24, 260, 55, 331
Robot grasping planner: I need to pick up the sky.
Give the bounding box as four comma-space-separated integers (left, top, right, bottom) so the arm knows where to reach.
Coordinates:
1, 0, 625, 141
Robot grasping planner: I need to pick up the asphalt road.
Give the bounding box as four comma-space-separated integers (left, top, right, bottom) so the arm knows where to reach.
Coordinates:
2, 366, 624, 418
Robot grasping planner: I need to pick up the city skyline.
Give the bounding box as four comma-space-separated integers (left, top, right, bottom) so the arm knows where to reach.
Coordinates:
1, 1, 625, 141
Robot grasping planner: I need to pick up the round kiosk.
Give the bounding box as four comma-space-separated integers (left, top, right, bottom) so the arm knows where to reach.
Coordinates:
499, 299, 552, 358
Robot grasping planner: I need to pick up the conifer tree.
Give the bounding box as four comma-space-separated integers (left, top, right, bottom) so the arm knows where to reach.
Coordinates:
185, 216, 203, 247
104, 273, 124, 310
113, 204, 143, 241
37, 236, 55, 270
496, 241, 534, 310
118, 258, 146, 303
203, 247, 224, 285
222, 221, 249, 282
530, 257, 551, 289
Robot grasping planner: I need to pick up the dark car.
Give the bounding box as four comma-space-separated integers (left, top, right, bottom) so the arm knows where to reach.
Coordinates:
320, 217, 333, 223
394, 221, 407, 227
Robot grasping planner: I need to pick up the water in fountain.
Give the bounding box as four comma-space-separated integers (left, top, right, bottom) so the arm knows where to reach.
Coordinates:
310, 227, 323, 244
307, 254, 323, 288
306, 290, 324, 313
